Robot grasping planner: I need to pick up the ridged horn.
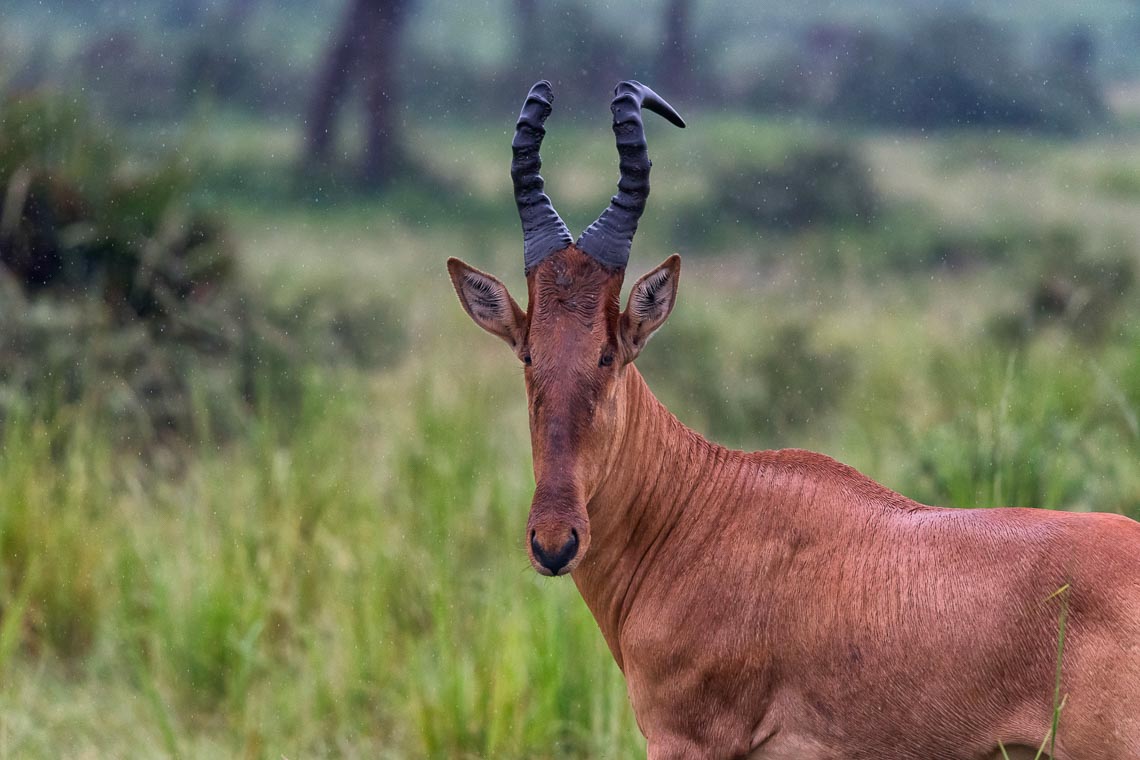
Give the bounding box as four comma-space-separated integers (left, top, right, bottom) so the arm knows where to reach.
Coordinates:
576, 81, 685, 270
512, 81, 573, 274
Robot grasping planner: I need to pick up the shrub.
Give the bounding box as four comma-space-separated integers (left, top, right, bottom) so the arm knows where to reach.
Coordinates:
0, 94, 406, 440
640, 312, 853, 448
987, 230, 1136, 346
714, 142, 878, 231
0, 94, 233, 311
824, 15, 1106, 134
709, 140, 878, 232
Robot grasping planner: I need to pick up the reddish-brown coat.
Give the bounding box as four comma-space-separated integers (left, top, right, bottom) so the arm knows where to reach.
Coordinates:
449, 248, 1140, 759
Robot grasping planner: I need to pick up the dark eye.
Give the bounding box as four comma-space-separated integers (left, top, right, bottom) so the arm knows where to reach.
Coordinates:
599, 352, 614, 367
524, 353, 532, 366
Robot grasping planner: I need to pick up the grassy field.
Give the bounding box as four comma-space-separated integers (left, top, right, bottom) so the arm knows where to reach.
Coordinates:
2, 111, 1139, 758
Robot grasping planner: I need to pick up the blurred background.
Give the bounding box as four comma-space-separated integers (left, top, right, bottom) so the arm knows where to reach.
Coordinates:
1, 0, 1138, 757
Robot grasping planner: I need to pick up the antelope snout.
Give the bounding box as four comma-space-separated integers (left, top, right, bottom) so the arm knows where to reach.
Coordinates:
527, 480, 590, 576
529, 526, 580, 576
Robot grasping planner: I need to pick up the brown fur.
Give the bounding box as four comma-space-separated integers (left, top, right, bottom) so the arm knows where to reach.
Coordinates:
449, 248, 1140, 759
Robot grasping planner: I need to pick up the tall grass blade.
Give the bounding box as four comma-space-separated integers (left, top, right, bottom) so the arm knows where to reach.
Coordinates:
1033, 583, 1071, 760
0, 557, 38, 675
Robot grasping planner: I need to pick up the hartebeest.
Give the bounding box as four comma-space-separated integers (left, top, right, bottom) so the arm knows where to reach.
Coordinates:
447, 81, 1140, 759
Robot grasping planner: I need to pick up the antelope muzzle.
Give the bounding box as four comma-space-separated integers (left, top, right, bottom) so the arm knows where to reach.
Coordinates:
526, 480, 590, 576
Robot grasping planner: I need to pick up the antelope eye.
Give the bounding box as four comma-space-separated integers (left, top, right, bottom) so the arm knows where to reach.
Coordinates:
599, 352, 614, 367
524, 353, 532, 366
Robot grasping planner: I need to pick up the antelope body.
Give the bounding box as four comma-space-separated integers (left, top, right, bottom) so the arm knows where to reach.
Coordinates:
447, 81, 1140, 759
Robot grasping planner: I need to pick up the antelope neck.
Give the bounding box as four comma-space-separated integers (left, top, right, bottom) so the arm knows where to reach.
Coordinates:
573, 365, 743, 668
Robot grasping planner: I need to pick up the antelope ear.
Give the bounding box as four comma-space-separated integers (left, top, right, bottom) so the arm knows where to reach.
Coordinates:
620, 254, 680, 362
447, 258, 528, 354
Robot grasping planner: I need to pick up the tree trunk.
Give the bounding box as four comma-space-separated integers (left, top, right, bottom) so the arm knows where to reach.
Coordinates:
304, 0, 372, 166
659, 0, 693, 99
224, 0, 260, 30
166, 0, 202, 28
515, 0, 541, 76
304, 0, 411, 186
358, 0, 412, 187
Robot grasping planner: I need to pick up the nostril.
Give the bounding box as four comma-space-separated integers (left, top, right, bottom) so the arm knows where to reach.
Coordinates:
530, 528, 580, 575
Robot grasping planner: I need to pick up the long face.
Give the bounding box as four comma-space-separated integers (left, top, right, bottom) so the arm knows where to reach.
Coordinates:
522, 250, 624, 576
448, 248, 680, 575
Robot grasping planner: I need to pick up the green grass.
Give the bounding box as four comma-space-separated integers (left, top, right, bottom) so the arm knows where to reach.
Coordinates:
2, 270, 1135, 758
0, 368, 643, 758
2, 112, 1139, 757
998, 584, 1070, 760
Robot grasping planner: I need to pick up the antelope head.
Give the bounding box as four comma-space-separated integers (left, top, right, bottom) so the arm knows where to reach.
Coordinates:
448, 81, 685, 576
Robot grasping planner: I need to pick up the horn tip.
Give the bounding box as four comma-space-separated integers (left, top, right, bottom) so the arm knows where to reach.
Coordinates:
613, 80, 686, 128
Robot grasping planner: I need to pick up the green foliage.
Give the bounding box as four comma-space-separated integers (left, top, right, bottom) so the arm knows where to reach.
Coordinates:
839, 212, 1025, 273
0, 371, 643, 758
668, 123, 881, 256
0, 95, 407, 440
821, 217, 1117, 280
0, 95, 116, 181
987, 230, 1136, 346
0, 92, 230, 311
855, 346, 1140, 518
702, 141, 878, 232
1097, 166, 1140, 199
825, 15, 1106, 134
641, 311, 854, 449
907, 352, 1096, 509
0, 409, 112, 661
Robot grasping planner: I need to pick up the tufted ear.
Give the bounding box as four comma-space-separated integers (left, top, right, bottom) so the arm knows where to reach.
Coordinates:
447, 258, 528, 356
619, 254, 680, 362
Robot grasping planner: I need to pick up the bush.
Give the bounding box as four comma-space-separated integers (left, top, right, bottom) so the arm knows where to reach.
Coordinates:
640, 312, 853, 448
987, 229, 1136, 346
0, 94, 406, 441
824, 15, 1106, 134
714, 142, 878, 230
818, 215, 1110, 279
676, 138, 879, 252
838, 212, 1024, 274
0, 94, 232, 311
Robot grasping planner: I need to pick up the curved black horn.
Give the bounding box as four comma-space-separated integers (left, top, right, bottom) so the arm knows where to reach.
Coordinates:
576, 81, 685, 270
513, 81, 573, 273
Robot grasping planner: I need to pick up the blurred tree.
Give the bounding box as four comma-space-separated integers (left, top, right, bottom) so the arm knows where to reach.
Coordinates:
1046, 25, 1107, 123
823, 14, 1106, 134
224, 0, 261, 28
165, 0, 203, 27
515, 0, 540, 72
658, 0, 693, 99
183, 0, 264, 109
501, 0, 629, 107
304, 0, 413, 187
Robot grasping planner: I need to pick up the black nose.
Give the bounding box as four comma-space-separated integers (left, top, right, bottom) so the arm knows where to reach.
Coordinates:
531, 529, 579, 575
